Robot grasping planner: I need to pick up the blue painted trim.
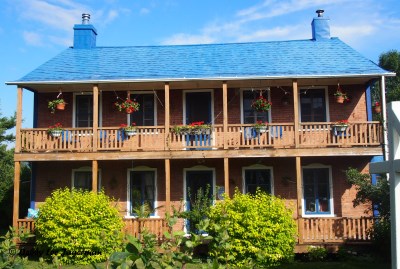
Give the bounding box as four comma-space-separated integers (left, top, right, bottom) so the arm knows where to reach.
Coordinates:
366, 83, 373, 121
33, 91, 38, 128
371, 155, 384, 217
30, 162, 36, 209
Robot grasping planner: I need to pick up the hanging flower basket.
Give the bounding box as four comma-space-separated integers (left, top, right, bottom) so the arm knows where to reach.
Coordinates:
114, 98, 140, 114
334, 85, 348, 104
374, 102, 381, 113
48, 99, 67, 113
251, 96, 272, 112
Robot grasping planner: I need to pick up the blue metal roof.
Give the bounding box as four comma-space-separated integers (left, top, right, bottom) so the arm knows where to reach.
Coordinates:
11, 38, 391, 84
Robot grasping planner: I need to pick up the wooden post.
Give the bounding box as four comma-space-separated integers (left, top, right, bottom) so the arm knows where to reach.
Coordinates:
292, 80, 299, 147
223, 81, 228, 149
224, 157, 229, 197
15, 87, 23, 153
165, 159, 171, 214
92, 160, 98, 192
165, 83, 170, 149
13, 161, 21, 228
296, 156, 304, 243
93, 85, 99, 152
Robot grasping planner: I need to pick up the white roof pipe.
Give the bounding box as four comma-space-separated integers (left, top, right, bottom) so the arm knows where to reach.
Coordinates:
381, 76, 389, 161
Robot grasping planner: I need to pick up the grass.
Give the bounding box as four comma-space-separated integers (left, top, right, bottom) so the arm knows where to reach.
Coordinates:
23, 255, 390, 269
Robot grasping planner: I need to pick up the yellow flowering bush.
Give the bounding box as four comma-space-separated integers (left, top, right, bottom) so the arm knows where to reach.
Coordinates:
207, 189, 297, 267
35, 188, 124, 265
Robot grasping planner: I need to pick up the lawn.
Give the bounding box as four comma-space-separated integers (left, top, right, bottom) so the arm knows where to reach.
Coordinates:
23, 256, 391, 269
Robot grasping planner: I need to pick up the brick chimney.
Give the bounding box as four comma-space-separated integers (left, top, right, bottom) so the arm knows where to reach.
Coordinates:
311, 10, 330, 40
73, 14, 97, 49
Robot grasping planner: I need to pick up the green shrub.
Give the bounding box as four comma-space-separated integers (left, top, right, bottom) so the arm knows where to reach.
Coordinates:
307, 246, 328, 261
207, 189, 297, 267
35, 188, 124, 265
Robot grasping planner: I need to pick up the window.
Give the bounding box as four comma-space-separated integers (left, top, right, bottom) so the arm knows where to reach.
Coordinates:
303, 167, 332, 215
184, 91, 212, 124
130, 94, 155, 126
243, 168, 273, 194
72, 168, 101, 191
129, 170, 156, 216
75, 95, 93, 127
242, 90, 269, 124
300, 88, 327, 122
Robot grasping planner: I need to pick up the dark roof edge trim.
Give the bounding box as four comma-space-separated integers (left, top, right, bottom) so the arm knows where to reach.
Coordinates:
6, 72, 396, 85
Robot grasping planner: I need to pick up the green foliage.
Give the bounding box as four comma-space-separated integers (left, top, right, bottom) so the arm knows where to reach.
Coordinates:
345, 168, 390, 261
0, 226, 33, 268
207, 189, 297, 267
306, 246, 328, 262
379, 50, 400, 102
35, 188, 124, 265
179, 185, 213, 233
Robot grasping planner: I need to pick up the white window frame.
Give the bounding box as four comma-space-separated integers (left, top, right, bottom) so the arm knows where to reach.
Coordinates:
183, 89, 214, 125
301, 163, 334, 218
73, 92, 103, 127
298, 86, 330, 123
240, 88, 272, 124
129, 91, 157, 126
71, 166, 101, 192
126, 166, 158, 218
183, 166, 216, 209
242, 164, 274, 195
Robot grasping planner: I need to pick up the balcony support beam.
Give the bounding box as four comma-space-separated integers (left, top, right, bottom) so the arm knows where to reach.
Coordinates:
293, 80, 299, 147
93, 84, 99, 152
15, 87, 23, 153
13, 161, 21, 228
296, 156, 303, 243
223, 81, 228, 149
165, 83, 170, 147
92, 160, 98, 192
165, 159, 171, 213
224, 157, 229, 198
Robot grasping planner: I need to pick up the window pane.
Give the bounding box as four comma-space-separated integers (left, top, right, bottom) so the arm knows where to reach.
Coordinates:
244, 169, 271, 194
74, 171, 92, 191
303, 168, 330, 214
130, 94, 155, 126
76, 95, 93, 127
130, 171, 155, 215
300, 89, 326, 122
243, 91, 268, 124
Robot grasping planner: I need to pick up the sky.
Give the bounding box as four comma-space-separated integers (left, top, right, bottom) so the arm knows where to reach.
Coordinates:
1, 0, 400, 129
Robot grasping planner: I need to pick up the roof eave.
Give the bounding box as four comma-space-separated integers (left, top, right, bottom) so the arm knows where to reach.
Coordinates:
6, 72, 396, 86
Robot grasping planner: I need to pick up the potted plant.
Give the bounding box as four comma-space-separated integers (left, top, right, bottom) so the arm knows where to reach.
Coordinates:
187, 121, 212, 135
114, 98, 140, 114
120, 123, 137, 136
373, 101, 381, 113
332, 119, 349, 132
48, 98, 67, 113
253, 121, 268, 133
333, 87, 348, 104
47, 123, 63, 137
171, 125, 190, 135
251, 96, 272, 112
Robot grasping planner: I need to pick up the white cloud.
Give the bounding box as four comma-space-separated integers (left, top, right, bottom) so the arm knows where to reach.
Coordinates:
23, 31, 44, 46
236, 25, 307, 42
140, 8, 150, 15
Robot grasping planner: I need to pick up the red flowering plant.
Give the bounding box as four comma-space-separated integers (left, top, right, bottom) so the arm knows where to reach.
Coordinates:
334, 119, 349, 126
120, 123, 137, 132
114, 98, 140, 113
171, 121, 211, 135
251, 96, 272, 112
253, 120, 269, 132
47, 123, 63, 133
374, 101, 380, 107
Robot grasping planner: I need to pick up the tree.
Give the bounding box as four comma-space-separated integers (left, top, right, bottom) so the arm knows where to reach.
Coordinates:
0, 111, 31, 229
372, 50, 400, 104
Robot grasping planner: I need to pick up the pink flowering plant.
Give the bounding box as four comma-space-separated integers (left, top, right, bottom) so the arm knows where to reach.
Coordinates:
251, 96, 272, 112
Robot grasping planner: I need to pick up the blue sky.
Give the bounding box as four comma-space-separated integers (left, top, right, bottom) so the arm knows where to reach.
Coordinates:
1, 0, 400, 129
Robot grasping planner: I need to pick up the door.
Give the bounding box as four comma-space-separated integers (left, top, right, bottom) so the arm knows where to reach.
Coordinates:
185, 92, 212, 124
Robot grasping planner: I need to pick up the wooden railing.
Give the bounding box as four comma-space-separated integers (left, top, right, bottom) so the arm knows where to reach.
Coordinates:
123, 218, 168, 242
19, 122, 382, 153
299, 122, 382, 147
17, 219, 36, 234
299, 217, 374, 243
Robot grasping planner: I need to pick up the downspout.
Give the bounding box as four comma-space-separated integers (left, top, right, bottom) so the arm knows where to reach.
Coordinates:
366, 82, 373, 121
380, 76, 389, 160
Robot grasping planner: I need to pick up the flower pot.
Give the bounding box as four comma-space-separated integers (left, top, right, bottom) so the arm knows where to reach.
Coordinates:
256, 126, 267, 133
374, 106, 381, 113
336, 96, 344, 104
56, 102, 66, 111
333, 125, 347, 132
49, 130, 62, 137
124, 130, 137, 136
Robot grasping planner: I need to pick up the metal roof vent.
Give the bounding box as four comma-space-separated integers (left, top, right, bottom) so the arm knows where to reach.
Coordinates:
82, 13, 90, 24
316, 9, 324, 17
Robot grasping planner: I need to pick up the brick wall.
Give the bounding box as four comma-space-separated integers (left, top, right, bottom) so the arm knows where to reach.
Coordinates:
32, 156, 372, 219
35, 84, 367, 128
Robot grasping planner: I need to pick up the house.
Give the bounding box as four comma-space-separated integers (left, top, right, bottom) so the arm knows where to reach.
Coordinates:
7, 11, 394, 249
